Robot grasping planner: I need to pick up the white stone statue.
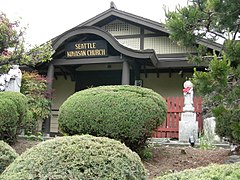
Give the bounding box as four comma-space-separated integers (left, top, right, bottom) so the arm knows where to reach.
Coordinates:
183, 80, 194, 111
0, 74, 6, 91
179, 80, 198, 142
5, 65, 22, 92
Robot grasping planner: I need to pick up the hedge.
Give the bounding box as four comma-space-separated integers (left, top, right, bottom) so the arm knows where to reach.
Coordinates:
0, 92, 28, 143
0, 92, 27, 120
0, 141, 18, 174
155, 162, 240, 180
1, 135, 146, 180
0, 99, 19, 143
58, 85, 167, 150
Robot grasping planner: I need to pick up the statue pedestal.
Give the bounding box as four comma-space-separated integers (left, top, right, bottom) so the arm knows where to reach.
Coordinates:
179, 112, 198, 142
183, 105, 195, 112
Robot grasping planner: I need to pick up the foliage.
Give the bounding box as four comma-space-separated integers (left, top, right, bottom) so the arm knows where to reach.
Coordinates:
1, 135, 146, 180
0, 12, 25, 72
0, 92, 28, 144
155, 162, 240, 180
20, 132, 44, 142
0, 91, 28, 121
165, 0, 240, 46
58, 85, 167, 151
165, 0, 240, 143
0, 141, 18, 174
0, 12, 54, 135
0, 12, 54, 73
139, 146, 153, 161
0, 99, 18, 143
20, 71, 50, 134
199, 135, 215, 150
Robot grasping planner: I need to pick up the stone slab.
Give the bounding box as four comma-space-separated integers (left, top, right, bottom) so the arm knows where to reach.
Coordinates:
179, 112, 198, 142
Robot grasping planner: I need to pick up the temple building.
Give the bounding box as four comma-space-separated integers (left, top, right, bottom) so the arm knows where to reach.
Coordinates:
36, 2, 222, 135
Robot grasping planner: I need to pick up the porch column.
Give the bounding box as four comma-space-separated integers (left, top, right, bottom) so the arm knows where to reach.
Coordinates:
44, 63, 55, 135
121, 60, 130, 85
47, 63, 54, 94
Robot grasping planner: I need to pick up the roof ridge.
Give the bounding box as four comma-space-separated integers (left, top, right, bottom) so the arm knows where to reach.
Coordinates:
111, 8, 166, 28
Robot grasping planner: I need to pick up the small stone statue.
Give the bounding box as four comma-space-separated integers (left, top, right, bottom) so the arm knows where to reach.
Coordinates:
5, 65, 22, 92
183, 80, 194, 111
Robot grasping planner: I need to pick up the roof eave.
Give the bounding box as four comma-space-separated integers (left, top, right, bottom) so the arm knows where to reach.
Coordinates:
196, 38, 223, 52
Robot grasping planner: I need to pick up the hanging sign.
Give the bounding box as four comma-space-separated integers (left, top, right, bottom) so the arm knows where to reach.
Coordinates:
65, 40, 108, 58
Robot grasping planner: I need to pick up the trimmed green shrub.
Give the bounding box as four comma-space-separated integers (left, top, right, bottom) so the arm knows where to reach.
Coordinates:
0, 92, 28, 123
58, 85, 167, 150
155, 162, 240, 180
0, 141, 18, 174
0, 92, 28, 143
0, 99, 19, 143
1, 135, 146, 180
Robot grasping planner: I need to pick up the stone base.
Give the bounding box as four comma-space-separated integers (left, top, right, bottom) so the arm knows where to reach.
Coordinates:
179, 112, 198, 142
183, 105, 194, 112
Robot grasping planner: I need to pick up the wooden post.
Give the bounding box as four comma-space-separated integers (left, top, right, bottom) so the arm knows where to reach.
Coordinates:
44, 63, 55, 135
47, 63, 54, 93
121, 60, 130, 85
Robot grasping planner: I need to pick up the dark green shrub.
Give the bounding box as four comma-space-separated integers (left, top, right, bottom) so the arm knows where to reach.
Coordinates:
0, 92, 28, 123
155, 162, 240, 180
0, 92, 28, 143
0, 141, 18, 174
1, 135, 146, 180
58, 85, 167, 150
139, 146, 154, 161
0, 99, 19, 143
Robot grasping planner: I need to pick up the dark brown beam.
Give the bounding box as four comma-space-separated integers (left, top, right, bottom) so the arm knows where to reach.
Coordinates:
52, 56, 124, 66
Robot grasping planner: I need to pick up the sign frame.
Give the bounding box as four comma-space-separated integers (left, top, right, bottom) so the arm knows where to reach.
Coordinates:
65, 40, 108, 59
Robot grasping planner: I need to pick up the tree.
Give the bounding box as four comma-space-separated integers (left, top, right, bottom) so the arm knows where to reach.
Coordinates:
0, 12, 54, 72
0, 12, 54, 135
165, 0, 240, 143
21, 71, 50, 134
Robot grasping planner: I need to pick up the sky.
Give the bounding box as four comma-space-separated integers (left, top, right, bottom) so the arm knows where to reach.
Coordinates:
1, 0, 189, 46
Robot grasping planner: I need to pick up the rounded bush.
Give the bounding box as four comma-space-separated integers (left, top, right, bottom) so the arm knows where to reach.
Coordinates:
0, 92, 28, 143
58, 85, 167, 150
155, 162, 240, 180
0, 141, 18, 174
0, 92, 28, 118
1, 135, 146, 179
0, 99, 19, 143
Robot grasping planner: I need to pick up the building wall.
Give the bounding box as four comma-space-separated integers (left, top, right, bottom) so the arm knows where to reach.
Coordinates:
52, 72, 193, 109
103, 19, 140, 36
52, 76, 75, 110
102, 19, 196, 54
144, 37, 195, 54
140, 72, 193, 97
50, 76, 75, 133
117, 38, 140, 50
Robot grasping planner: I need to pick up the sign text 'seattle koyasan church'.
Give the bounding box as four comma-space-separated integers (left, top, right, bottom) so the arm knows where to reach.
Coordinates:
65, 40, 108, 58
36, 2, 222, 135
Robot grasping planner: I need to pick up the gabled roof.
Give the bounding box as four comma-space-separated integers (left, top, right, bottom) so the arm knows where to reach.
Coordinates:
52, 5, 222, 52
78, 7, 168, 33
